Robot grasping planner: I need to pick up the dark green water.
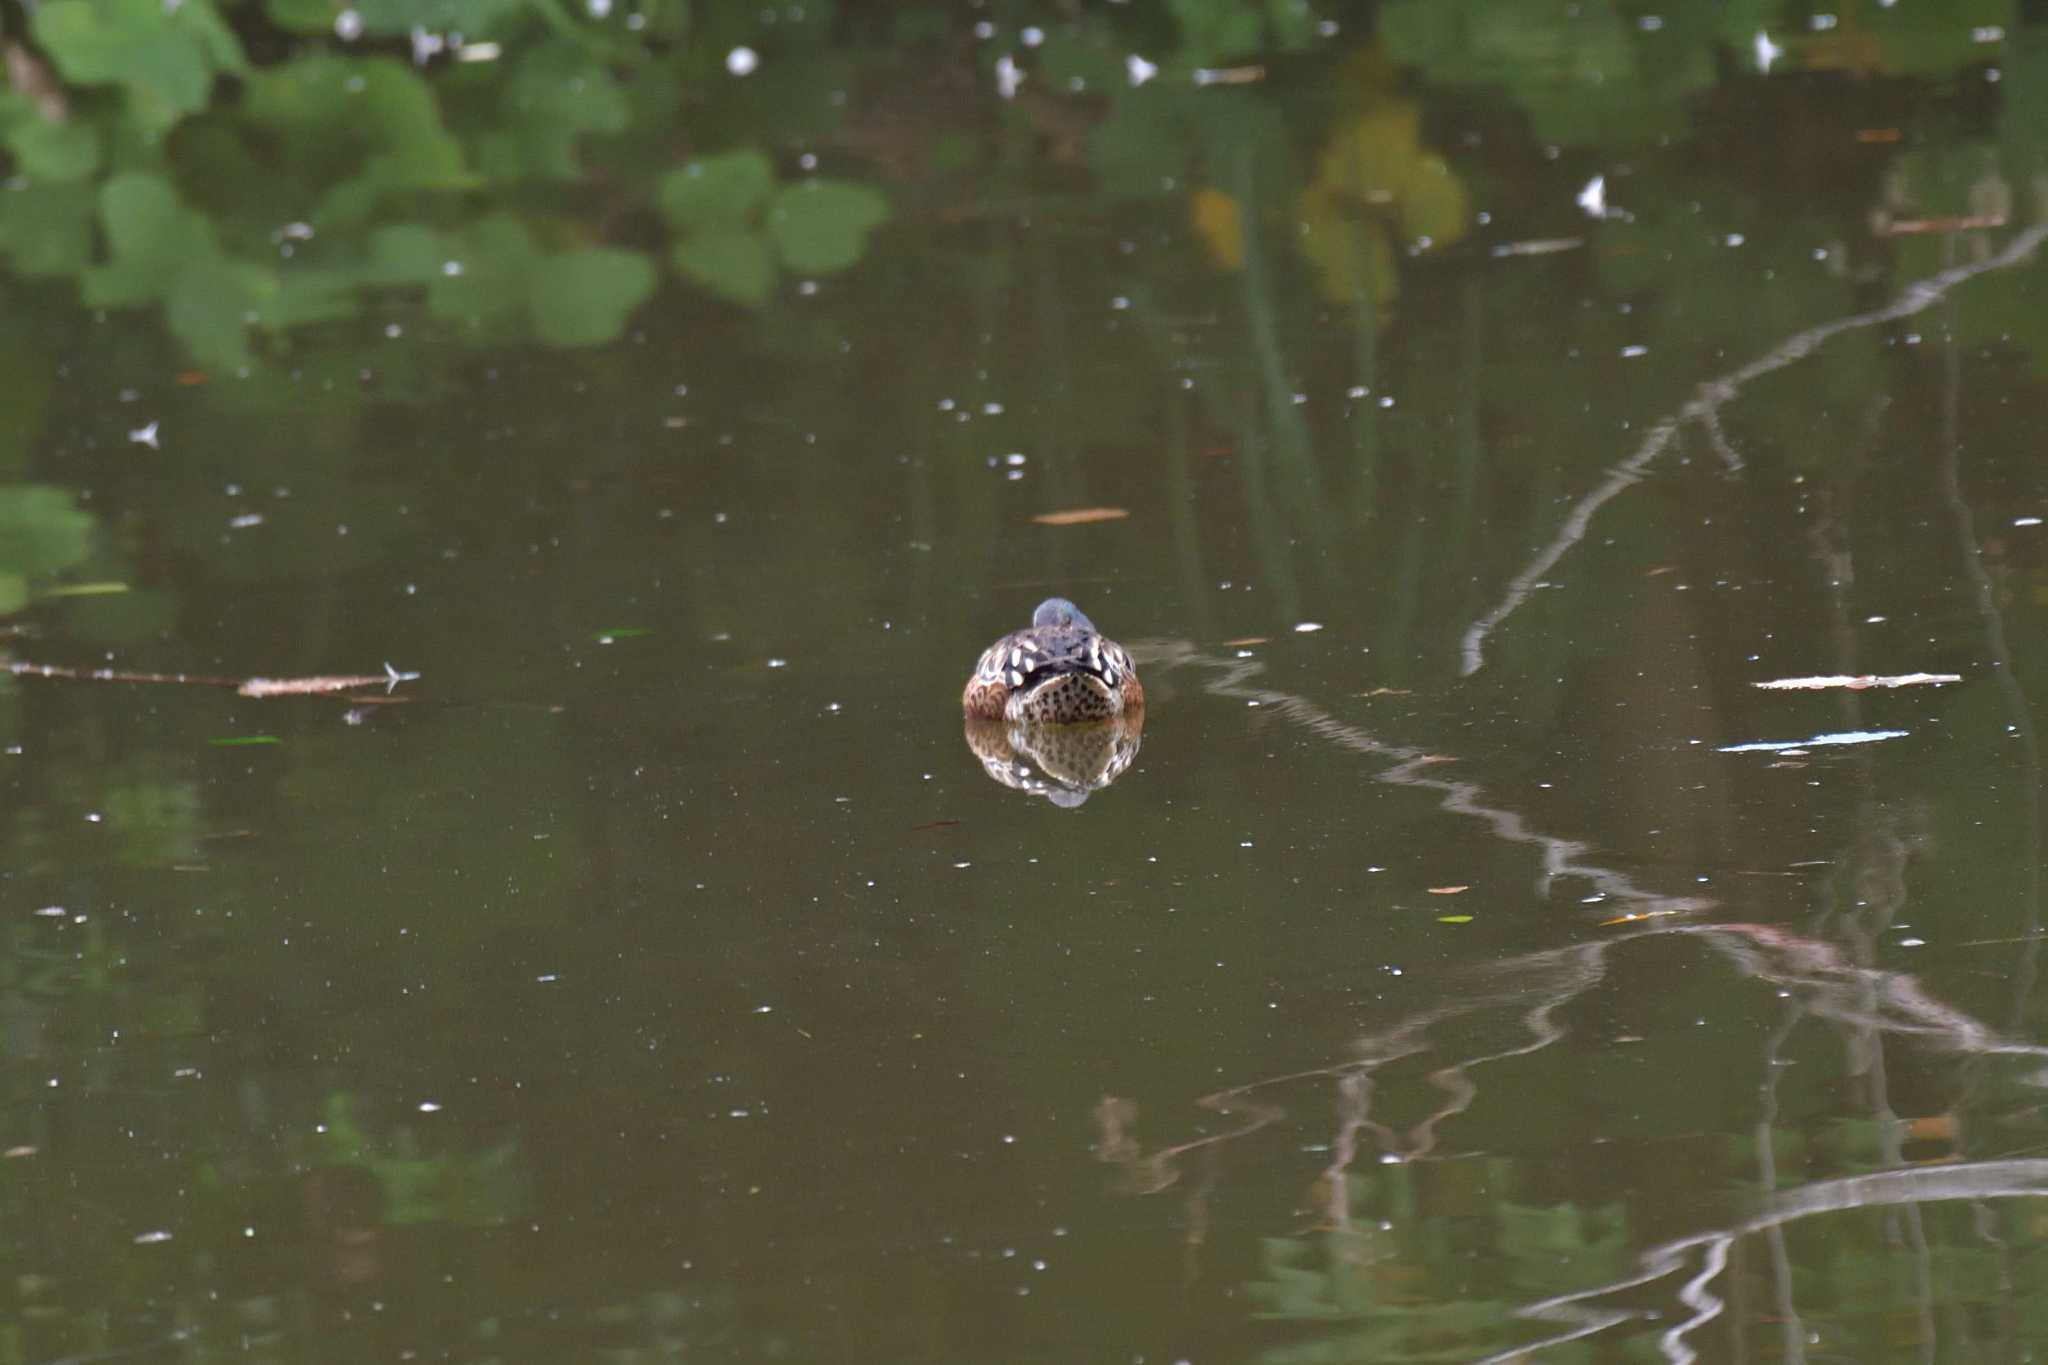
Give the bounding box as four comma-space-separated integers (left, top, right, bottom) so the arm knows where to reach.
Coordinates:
5, 3, 2048, 1361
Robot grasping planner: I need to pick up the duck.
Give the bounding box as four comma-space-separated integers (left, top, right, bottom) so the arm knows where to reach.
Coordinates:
962, 598, 1144, 724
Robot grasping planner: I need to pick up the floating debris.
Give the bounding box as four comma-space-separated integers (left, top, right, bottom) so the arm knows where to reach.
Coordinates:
1753, 673, 1960, 691
1031, 507, 1129, 526
1719, 729, 1910, 754
1490, 237, 1584, 258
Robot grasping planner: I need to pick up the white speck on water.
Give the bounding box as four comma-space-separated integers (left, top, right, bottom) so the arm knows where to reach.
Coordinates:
995, 53, 1023, 99
1620, 345, 1648, 358
1899, 937, 1927, 947
133, 1231, 173, 1245
1294, 622, 1323, 633
335, 8, 363, 40
1021, 25, 1043, 46
1126, 54, 1158, 86
1724, 233, 1746, 247
1754, 30, 1782, 71
228, 513, 265, 529
753, 1005, 774, 1014
766, 658, 788, 668
726, 46, 758, 75
1865, 614, 1887, 623
128, 421, 161, 450
953, 861, 972, 869
1577, 174, 1607, 218
2015, 517, 2043, 527
1004, 452, 1027, 466
418, 1101, 442, 1113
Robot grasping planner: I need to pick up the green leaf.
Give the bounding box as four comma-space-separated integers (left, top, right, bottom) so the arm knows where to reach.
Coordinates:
656, 148, 776, 233
31, 0, 233, 128
263, 266, 362, 330
0, 179, 96, 277
165, 257, 268, 371
83, 173, 217, 308
0, 485, 97, 577
365, 224, 454, 286
672, 230, 776, 306
527, 247, 656, 347
766, 179, 890, 275
427, 213, 537, 338
2, 116, 104, 181
262, 0, 339, 35
246, 56, 473, 224
493, 40, 631, 181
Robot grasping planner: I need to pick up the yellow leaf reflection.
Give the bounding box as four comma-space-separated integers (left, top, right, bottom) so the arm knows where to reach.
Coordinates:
1190, 186, 1245, 270
1295, 99, 1468, 309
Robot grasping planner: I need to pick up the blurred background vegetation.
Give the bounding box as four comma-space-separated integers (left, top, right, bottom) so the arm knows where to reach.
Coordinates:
6, 1, 2048, 1362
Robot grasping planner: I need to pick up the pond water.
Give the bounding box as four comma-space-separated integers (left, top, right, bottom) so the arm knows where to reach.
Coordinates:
5, 4, 2048, 1362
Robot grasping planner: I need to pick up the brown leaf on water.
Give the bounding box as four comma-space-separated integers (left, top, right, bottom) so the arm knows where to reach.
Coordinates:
1031, 507, 1130, 526
1904, 1114, 1957, 1142
911, 819, 961, 832
1426, 885, 1469, 895
1221, 636, 1269, 647
1645, 565, 1678, 577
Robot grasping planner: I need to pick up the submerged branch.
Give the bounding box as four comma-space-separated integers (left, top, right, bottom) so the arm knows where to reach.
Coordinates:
1458, 220, 2048, 677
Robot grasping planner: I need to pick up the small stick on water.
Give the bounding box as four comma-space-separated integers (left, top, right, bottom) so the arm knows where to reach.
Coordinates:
6, 659, 421, 697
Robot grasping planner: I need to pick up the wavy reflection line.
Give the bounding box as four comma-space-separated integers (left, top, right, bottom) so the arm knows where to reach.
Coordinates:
1479, 1159, 2048, 1365
1458, 220, 2048, 677
1139, 640, 1710, 913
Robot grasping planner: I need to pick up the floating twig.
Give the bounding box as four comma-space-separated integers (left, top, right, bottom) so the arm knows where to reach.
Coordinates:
6, 659, 421, 697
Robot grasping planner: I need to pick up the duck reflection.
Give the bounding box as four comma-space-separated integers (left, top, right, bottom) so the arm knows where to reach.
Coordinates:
962, 712, 1144, 808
